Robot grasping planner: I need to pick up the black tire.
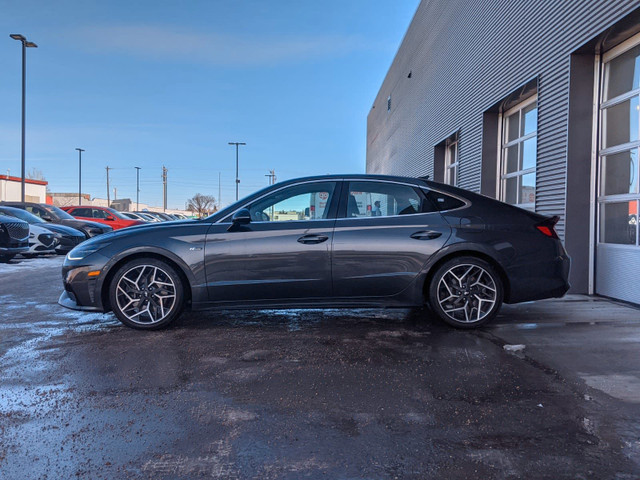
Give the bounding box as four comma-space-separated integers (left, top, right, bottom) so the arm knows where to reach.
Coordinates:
0, 254, 15, 263
428, 256, 503, 329
108, 257, 185, 330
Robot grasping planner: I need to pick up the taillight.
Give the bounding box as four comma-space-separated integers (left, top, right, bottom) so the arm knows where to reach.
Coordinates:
536, 216, 560, 239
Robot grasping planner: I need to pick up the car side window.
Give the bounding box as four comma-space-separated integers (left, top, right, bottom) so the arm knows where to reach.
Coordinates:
345, 181, 431, 218
424, 190, 466, 211
93, 209, 109, 219
26, 206, 41, 217
73, 207, 92, 217
247, 182, 337, 222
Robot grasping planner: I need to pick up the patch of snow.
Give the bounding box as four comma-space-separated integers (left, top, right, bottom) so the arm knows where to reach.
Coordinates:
503, 344, 526, 352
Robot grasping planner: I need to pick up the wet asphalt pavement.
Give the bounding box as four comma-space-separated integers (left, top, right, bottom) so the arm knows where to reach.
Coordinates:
1, 257, 639, 479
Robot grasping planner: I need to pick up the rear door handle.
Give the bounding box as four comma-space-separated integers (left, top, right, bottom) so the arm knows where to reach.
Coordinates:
297, 234, 329, 245
410, 230, 442, 240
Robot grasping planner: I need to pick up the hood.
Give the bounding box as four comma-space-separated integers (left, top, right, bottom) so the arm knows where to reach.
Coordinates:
41, 223, 85, 237
63, 218, 112, 232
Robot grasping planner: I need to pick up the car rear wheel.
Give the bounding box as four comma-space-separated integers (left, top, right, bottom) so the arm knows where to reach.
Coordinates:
109, 258, 184, 330
428, 256, 503, 328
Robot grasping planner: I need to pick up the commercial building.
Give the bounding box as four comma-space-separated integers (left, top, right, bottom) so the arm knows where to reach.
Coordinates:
0, 175, 47, 203
367, 0, 640, 304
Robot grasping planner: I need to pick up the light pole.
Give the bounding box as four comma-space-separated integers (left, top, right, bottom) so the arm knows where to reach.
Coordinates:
135, 166, 141, 210
228, 142, 246, 201
10, 34, 37, 203
76, 148, 84, 205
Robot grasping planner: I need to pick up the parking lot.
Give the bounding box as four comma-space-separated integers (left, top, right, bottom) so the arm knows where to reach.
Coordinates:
1, 256, 639, 479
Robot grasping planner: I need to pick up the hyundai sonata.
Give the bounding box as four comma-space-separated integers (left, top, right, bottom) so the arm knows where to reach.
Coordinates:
59, 175, 570, 329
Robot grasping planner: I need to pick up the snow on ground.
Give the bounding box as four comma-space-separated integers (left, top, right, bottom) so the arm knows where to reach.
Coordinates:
0, 255, 64, 274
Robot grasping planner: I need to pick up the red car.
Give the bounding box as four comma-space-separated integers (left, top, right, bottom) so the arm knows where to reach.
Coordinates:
61, 206, 144, 230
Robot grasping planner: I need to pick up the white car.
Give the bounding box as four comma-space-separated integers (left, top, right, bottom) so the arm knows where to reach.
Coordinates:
23, 223, 59, 257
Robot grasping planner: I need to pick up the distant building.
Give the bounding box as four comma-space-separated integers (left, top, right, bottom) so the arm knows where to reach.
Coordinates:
0, 175, 47, 203
367, 1, 640, 305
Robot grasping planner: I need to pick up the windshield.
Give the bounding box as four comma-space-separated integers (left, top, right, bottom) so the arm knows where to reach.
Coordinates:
0, 207, 44, 224
44, 205, 75, 220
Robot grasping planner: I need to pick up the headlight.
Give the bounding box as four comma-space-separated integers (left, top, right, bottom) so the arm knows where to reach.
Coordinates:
66, 243, 110, 261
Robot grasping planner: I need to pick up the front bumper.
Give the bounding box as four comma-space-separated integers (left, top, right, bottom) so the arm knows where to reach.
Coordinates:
0, 245, 29, 255
58, 290, 103, 311
60, 254, 110, 312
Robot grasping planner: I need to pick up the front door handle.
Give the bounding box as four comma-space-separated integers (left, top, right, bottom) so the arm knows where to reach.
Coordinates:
410, 230, 442, 240
297, 234, 329, 245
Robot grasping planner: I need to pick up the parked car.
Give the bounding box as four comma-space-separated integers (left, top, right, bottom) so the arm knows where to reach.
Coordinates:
0, 213, 29, 262
61, 206, 144, 230
133, 212, 161, 222
23, 223, 59, 257
122, 212, 152, 222
0, 202, 113, 239
0, 206, 85, 255
134, 211, 174, 222
59, 175, 570, 330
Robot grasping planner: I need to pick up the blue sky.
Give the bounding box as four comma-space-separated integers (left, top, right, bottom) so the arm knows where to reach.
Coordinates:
0, 0, 419, 209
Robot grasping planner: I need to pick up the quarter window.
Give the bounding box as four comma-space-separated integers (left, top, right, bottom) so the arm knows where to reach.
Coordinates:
247, 182, 336, 222
345, 181, 429, 218
500, 96, 537, 210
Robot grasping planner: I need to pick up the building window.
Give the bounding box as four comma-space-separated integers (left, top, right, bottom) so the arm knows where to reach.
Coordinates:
499, 95, 537, 210
598, 36, 640, 246
444, 135, 459, 186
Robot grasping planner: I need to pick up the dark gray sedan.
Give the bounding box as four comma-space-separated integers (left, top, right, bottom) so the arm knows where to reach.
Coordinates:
59, 175, 570, 329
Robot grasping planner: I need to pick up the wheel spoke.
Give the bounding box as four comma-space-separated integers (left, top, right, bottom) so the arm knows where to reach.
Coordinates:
115, 264, 177, 325
437, 263, 498, 324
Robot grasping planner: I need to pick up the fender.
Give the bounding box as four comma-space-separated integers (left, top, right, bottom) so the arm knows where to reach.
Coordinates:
95, 245, 202, 309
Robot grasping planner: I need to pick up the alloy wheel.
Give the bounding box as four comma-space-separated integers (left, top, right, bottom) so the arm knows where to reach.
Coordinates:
436, 263, 497, 323
115, 264, 177, 325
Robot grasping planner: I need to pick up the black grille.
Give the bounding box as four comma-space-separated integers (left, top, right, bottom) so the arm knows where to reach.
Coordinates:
38, 233, 56, 247
4, 222, 29, 241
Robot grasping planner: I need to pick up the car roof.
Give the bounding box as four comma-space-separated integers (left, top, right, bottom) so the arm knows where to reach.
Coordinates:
271, 174, 429, 186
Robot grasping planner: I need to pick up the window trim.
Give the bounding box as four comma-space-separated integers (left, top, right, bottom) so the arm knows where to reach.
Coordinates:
596, 34, 640, 248
220, 179, 341, 224
498, 94, 538, 210
444, 136, 459, 186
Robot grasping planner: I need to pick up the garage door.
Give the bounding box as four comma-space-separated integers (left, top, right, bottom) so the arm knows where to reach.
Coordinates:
596, 34, 640, 305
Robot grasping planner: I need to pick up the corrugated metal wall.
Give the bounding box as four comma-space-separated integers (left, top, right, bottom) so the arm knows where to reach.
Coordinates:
366, 0, 640, 239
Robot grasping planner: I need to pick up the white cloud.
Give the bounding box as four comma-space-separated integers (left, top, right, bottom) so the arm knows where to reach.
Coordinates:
72, 25, 366, 66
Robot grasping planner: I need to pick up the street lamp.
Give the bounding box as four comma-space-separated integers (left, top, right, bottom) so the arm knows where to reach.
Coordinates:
76, 148, 85, 205
135, 167, 141, 210
10, 34, 37, 203
228, 142, 246, 201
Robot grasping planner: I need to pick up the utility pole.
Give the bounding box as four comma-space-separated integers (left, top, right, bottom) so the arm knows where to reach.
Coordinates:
265, 169, 276, 185
10, 34, 37, 203
106, 166, 111, 206
218, 171, 221, 209
162, 165, 168, 212
76, 148, 85, 205
135, 166, 141, 210
113, 187, 117, 201
228, 142, 246, 201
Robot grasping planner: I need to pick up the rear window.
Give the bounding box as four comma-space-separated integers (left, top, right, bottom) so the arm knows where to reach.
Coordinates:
425, 190, 466, 211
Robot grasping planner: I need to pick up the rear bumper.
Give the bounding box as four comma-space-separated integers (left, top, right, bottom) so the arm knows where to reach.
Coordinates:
506, 253, 571, 304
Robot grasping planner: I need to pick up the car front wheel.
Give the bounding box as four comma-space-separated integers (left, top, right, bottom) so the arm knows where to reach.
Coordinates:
428, 256, 503, 328
109, 258, 184, 330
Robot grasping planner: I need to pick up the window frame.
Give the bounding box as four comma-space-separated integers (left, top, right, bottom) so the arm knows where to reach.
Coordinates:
337, 179, 438, 220
597, 32, 640, 247
498, 94, 538, 211
221, 180, 341, 224
444, 136, 459, 186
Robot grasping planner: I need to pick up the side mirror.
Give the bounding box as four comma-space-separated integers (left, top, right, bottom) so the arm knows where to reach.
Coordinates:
41, 214, 53, 222
231, 208, 251, 225
105, 216, 115, 221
